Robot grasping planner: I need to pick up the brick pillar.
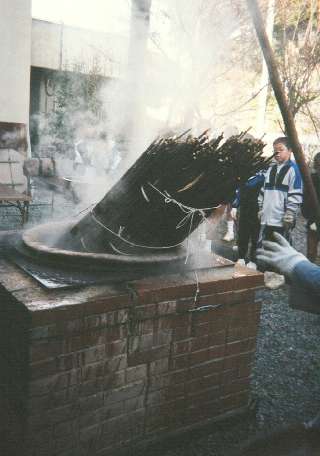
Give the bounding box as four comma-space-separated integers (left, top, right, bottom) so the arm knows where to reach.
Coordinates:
0, 256, 263, 456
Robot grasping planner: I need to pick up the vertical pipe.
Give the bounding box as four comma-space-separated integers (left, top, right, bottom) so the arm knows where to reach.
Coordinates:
59, 22, 64, 70
125, 0, 152, 146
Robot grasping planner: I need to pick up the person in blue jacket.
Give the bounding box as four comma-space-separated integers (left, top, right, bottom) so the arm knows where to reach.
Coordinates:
232, 172, 265, 269
256, 231, 320, 296
258, 137, 303, 242
301, 152, 320, 262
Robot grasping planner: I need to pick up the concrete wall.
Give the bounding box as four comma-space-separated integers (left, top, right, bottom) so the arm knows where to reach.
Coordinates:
0, 9, 126, 124
31, 19, 128, 78
0, 0, 32, 124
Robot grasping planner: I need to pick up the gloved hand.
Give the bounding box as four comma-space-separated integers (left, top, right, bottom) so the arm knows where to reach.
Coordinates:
230, 208, 237, 220
256, 232, 306, 278
282, 210, 296, 230
310, 222, 317, 232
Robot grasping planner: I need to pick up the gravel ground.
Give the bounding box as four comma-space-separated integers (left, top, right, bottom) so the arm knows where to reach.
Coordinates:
159, 216, 320, 456
1, 190, 320, 455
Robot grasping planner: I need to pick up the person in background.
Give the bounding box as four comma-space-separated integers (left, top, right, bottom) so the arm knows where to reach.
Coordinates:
222, 204, 235, 242
258, 136, 303, 242
257, 136, 303, 288
221, 124, 240, 243
73, 138, 92, 176
301, 152, 320, 263
233, 172, 265, 269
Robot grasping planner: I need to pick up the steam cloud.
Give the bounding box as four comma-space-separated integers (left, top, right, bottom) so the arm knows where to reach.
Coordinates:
32, 0, 240, 237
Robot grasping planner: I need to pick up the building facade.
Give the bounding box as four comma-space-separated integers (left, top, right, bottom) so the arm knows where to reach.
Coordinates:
0, 0, 127, 154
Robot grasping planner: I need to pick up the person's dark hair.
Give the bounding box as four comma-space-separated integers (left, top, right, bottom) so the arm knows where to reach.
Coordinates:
273, 136, 291, 149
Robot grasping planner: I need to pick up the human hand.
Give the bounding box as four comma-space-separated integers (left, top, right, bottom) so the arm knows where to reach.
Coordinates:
257, 210, 263, 220
282, 210, 295, 230
310, 222, 317, 231
256, 232, 306, 277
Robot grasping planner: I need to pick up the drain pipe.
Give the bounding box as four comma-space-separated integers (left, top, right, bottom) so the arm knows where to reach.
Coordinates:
246, 0, 320, 236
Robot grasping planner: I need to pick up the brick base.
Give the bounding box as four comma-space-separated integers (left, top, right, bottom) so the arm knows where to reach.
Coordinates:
0, 256, 264, 456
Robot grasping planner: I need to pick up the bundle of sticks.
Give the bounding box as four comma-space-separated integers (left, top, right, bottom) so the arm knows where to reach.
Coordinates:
62, 131, 271, 254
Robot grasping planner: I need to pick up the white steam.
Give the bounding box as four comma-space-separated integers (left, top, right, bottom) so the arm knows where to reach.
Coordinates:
34, 0, 242, 214
101, 0, 238, 164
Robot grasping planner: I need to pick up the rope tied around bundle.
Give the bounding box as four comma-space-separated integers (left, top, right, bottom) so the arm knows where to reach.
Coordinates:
147, 182, 221, 230
87, 182, 220, 262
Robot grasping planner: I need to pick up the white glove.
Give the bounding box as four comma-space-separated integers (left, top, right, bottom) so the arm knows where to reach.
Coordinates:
230, 208, 237, 220
310, 222, 317, 231
282, 210, 295, 230
256, 232, 306, 278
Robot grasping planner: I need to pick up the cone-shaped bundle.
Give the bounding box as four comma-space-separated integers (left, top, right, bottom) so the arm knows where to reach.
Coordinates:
59, 131, 270, 255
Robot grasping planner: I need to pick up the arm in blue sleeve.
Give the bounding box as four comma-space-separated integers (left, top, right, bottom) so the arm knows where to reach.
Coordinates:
287, 163, 303, 214
232, 173, 265, 208
291, 260, 320, 296
246, 172, 265, 188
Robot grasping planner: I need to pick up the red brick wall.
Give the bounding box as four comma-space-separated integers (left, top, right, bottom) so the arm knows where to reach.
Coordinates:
0, 260, 263, 456
0, 282, 30, 456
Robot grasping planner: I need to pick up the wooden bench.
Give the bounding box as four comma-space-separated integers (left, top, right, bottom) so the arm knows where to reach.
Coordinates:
0, 183, 32, 225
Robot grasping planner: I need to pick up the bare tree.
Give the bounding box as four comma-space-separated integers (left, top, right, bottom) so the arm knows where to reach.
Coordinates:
276, 0, 320, 118
148, 0, 251, 130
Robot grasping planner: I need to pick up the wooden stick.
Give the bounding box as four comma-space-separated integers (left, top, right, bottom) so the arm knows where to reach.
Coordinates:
246, 0, 320, 235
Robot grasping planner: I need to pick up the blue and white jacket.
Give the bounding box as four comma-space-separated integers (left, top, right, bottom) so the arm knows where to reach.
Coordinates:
258, 160, 303, 227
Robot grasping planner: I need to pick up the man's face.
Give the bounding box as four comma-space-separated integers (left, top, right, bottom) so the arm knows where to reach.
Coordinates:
273, 142, 291, 163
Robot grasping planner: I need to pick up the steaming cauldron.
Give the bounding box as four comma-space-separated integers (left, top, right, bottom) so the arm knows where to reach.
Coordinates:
16, 133, 269, 280
21, 220, 186, 268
